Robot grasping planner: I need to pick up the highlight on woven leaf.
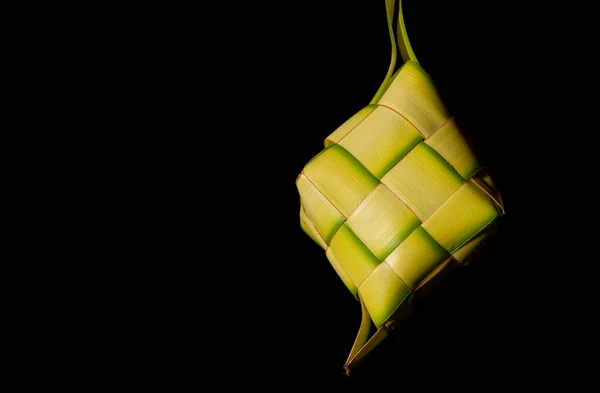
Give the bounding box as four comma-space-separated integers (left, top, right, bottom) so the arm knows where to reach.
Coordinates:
425, 118, 480, 179
325, 105, 376, 147
346, 184, 420, 260
385, 226, 449, 290
378, 61, 448, 137
325, 247, 358, 297
381, 142, 464, 221
337, 106, 422, 179
300, 206, 327, 250
329, 224, 381, 288
358, 262, 412, 328
421, 181, 499, 252
302, 145, 378, 217
296, 175, 345, 244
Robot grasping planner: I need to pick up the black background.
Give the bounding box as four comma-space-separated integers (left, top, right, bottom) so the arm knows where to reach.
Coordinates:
102, 0, 597, 389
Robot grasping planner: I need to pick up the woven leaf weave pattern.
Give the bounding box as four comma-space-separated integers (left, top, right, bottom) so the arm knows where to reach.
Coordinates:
297, 61, 503, 328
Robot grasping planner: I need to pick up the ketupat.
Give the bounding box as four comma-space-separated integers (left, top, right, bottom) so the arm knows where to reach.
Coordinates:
296, 0, 505, 375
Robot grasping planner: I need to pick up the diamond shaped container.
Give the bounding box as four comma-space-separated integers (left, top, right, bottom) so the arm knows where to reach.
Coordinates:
296, 0, 505, 374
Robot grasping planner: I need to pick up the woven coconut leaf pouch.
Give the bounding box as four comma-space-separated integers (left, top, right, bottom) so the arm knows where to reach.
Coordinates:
296, 0, 505, 375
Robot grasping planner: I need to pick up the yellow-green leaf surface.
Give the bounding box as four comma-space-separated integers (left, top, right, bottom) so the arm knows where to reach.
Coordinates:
326, 248, 358, 297
325, 105, 376, 147
346, 184, 420, 260
381, 142, 464, 221
422, 182, 499, 252
358, 262, 412, 328
385, 226, 449, 290
300, 207, 327, 250
425, 118, 480, 179
329, 224, 381, 287
378, 61, 448, 137
296, 175, 345, 243
395, 0, 417, 63
338, 106, 423, 178
303, 145, 378, 217
472, 175, 505, 215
